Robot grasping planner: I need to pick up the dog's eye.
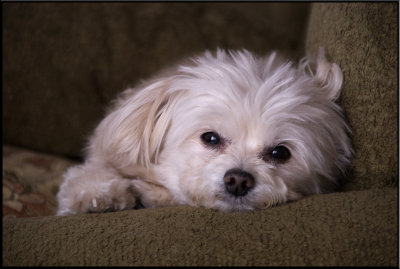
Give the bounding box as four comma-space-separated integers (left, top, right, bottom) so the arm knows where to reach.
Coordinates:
269, 146, 291, 162
201, 132, 221, 146
261, 145, 291, 163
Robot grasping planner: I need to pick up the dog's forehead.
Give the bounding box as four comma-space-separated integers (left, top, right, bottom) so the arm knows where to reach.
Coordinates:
172, 81, 288, 139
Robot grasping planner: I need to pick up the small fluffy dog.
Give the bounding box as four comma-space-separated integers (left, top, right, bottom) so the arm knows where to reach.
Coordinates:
57, 48, 353, 215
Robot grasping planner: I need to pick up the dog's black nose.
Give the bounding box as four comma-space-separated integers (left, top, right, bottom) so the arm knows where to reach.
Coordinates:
223, 168, 255, 196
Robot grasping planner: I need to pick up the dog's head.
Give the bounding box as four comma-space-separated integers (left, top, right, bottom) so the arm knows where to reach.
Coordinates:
92, 49, 353, 211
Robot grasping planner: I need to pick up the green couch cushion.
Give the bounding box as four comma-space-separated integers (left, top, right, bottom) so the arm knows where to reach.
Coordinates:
305, 3, 398, 191
3, 188, 397, 266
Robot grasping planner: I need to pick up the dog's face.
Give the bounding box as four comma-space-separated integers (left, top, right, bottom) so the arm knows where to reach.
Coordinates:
94, 49, 353, 211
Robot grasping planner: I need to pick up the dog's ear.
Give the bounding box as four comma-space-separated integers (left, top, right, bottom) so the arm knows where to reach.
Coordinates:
299, 47, 343, 101
314, 47, 343, 101
90, 77, 179, 171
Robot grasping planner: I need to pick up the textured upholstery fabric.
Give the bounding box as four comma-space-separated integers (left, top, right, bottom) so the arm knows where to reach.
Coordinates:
3, 145, 76, 218
3, 188, 398, 266
305, 2, 398, 191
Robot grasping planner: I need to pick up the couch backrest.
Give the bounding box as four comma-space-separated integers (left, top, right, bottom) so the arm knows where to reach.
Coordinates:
3, 3, 310, 158
305, 3, 398, 190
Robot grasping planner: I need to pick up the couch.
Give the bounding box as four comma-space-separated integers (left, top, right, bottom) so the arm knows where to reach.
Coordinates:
3, 3, 398, 266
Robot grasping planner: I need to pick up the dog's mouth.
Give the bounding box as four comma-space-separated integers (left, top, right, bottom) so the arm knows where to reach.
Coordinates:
214, 187, 257, 211
214, 182, 283, 211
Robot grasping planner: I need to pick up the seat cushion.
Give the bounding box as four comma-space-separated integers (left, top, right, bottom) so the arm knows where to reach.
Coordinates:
3, 187, 397, 266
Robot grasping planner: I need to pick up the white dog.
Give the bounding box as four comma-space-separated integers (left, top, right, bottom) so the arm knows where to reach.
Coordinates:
57, 48, 353, 215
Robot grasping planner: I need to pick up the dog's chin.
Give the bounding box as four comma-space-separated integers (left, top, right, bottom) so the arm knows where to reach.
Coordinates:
189, 182, 287, 212
205, 193, 279, 212
212, 195, 259, 212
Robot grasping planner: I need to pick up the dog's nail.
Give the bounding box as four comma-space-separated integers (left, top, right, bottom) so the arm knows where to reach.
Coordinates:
92, 198, 97, 207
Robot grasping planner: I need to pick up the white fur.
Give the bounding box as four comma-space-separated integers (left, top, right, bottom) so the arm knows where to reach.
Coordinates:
56, 48, 353, 215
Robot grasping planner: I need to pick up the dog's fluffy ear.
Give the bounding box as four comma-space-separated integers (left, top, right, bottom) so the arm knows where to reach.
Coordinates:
89, 77, 178, 171
299, 47, 343, 101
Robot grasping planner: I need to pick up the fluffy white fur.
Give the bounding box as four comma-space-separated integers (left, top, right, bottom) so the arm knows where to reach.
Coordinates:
57, 48, 353, 215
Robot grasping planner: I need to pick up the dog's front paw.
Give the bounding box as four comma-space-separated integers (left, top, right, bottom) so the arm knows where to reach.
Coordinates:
86, 196, 128, 213
75, 179, 138, 214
